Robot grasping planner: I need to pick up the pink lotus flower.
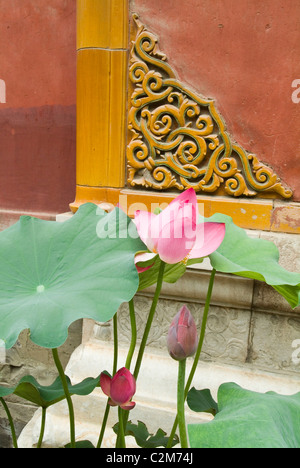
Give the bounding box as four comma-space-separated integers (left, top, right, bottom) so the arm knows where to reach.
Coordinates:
167, 305, 198, 361
134, 188, 225, 265
100, 367, 136, 410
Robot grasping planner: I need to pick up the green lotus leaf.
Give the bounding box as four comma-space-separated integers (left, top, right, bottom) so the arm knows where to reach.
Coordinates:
187, 387, 218, 416
65, 440, 95, 448
0, 204, 145, 349
205, 213, 300, 309
188, 382, 300, 448
138, 255, 187, 291
0, 374, 100, 408
113, 420, 179, 448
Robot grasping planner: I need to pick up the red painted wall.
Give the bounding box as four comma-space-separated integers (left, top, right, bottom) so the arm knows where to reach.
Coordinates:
132, 0, 300, 201
0, 0, 298, 225
0, 0, 76, 220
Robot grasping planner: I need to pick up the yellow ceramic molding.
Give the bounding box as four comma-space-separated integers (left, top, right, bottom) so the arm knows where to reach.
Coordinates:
71, 0, 129, 213
77, 0, 128, 50
76, 49, 127, 187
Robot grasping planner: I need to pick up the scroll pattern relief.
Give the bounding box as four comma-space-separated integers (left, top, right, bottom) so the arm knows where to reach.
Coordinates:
127, 15, 292, 198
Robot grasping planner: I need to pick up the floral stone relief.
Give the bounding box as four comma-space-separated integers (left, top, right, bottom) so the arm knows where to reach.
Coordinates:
116, 298, 250, 366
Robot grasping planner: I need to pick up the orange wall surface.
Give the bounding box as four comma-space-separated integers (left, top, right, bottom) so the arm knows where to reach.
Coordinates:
0, 0, 76, 216
132, 0, 300, 201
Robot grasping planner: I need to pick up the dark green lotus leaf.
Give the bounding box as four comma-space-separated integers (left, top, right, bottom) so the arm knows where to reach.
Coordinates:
113, 420, 179, 448
187, 387, 218, 416
137, 254, 187, 291
0, 204, 145, 349
0, 374, 100, 408
205, 213, 300, 309
188, 382, 300, 448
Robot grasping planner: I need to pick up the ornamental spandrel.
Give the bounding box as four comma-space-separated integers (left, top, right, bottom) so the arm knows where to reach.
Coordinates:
127, 15, 292, 199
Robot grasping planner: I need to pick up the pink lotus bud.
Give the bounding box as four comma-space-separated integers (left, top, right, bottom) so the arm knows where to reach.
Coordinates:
100, 367, 136, 411
167, 305, 198, 361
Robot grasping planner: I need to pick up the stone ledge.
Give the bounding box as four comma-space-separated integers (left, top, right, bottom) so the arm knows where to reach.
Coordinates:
271, 201, 300, 234
141, 268, 254, 311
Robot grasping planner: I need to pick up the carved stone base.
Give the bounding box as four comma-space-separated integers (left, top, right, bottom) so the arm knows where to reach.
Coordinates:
18, 339, 300, 448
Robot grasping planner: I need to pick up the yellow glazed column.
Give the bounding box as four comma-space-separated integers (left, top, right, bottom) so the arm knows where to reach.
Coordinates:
70, 0, 129, 212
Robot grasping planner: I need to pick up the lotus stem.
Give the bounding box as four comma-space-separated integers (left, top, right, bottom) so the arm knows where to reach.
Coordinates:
167, 268, 217, 447
36, 407, 46, 448
177, 359, 188, 448
125, 299, 137, 371
0, 397, 18, 448
134, 261, 166, 379
97, 311, 119, 448
52, 348, 76, 448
